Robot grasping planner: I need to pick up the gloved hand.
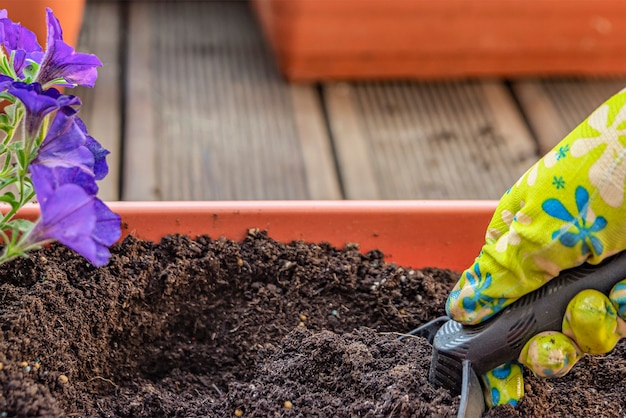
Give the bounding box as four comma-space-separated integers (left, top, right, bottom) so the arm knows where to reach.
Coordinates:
445, 87, 626, 408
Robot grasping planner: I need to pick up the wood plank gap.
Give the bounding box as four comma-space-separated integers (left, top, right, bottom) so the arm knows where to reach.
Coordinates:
324, 83, 380, 199
511, 80, 569, 155
480, 81, 537, 157
479, 80, 538, 175
512, 79, 626, 155
290, 85, 342, 199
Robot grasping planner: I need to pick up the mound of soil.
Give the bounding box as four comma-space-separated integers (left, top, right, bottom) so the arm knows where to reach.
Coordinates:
0, 231, 624, 417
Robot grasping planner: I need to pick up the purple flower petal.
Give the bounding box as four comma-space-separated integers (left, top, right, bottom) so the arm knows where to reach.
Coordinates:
9, 82, 58, 114
0, 11, 44, 78
85, 135, 110, 180
0, 15, 42, 54
33, 164, 99, 196
92, 198, 122, 249
33, 106, 94, 175
28, 165, 121, 266
75, 117, 109, 180
8, 83, 80, 138
0, 74, 13, 91
35, 9, 102, 88
42, 87, 82, 107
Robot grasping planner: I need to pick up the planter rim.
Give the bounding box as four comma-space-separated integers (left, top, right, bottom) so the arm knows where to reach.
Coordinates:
18, 200, 498, 272
107, 199, 497, 211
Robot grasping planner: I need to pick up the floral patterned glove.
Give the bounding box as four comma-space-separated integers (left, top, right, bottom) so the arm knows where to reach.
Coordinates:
445, 88, 626, 407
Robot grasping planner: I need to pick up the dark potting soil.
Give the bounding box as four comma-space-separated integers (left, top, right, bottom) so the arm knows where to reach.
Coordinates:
0, 231, 624, 417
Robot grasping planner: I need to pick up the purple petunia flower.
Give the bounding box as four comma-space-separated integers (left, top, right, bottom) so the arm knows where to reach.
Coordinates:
25, 164, 121, 266
35, 9, 102, 88
31, 106, 111, 195
8, 82, 80, 138
32, 106, 94, 173
0, 10, 44, 78
0, 9, 102, 87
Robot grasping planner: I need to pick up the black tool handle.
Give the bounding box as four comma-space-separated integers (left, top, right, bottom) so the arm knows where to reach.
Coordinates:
432, 250, 626, 386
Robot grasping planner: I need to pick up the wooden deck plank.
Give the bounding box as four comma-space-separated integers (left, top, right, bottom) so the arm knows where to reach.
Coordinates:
123, 0, 339, 201
82, 1, 626, 202
324, 83, 380, 199
123, 1, 159, 201
325, 80, 538, 199
513, 78, 626, 154
290, 85, 342, 199
74, 0, 121, 201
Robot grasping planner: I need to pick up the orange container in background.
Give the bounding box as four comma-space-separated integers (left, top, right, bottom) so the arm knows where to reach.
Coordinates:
252, 0, 626, 81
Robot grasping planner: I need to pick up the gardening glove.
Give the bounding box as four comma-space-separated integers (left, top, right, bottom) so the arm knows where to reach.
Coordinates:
445, 87, 626, 408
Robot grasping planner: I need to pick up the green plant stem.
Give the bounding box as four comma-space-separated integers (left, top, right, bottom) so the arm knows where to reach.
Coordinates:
0, 107, 33, 226
0, 219, 45, 265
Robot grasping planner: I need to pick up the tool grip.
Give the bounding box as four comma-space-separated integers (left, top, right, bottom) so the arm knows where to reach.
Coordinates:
433, 250, 626, 380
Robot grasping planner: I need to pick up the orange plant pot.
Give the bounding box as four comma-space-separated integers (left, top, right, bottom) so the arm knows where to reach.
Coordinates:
19, 201, 496, 272
252, 0, 626, 81
3, 0, 85, 48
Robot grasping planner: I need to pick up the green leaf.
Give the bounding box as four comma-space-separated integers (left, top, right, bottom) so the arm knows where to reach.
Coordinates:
15, 149, 27, 170
0, 193, 19, 213
7, 142, 24, 152
11, 219, 33, 233
3, 102, 19, 124
0, 92, 15, 104
0, 177, 17, 191
0, 154, 12, 168
0, 192, 17, 203
0, 56, 14, 78
44, 77, 73, 89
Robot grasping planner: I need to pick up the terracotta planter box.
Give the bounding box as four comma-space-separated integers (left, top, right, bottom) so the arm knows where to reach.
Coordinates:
114, 201, 495, 271
252, 0, 626, 81
8, 201, 626, 415
4, 200, 495, 415
20, 200, 495, 271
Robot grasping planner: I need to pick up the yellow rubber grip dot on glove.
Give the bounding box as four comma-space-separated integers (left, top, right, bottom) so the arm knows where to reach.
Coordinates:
562, 289, 624, 354
518, 331, 582, 378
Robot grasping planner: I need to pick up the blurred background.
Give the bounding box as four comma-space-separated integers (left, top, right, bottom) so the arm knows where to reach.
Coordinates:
11, 0, 626, 201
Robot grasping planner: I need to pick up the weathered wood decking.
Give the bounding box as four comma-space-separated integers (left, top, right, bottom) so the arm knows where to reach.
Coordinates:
76, 0, 626, 201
